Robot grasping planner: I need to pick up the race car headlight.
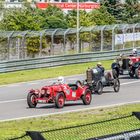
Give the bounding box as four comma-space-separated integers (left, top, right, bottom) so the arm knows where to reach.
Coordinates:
34, 89, 40, 94
46, 89, 50, 94
41, 89, 46, 94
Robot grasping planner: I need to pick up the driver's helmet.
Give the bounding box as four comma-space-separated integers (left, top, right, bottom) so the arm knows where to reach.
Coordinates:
97, 62, 102, 67
57, 76, 64, 84
132, 48, 137, 54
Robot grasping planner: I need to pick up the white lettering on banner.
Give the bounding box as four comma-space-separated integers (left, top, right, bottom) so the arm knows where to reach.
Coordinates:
115, 34, 124, 45
115, 32, 140, 45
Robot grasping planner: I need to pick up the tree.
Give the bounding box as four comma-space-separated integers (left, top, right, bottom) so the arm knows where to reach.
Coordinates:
41, 5, 68, 29
89, 6, 116, 25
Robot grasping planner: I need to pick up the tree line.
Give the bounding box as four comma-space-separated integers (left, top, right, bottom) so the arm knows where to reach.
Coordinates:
0, 0, 140, 31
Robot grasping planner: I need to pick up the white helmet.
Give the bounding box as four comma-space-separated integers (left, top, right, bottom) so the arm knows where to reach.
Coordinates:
57, 76, 64, 84
132, 48, 137, 54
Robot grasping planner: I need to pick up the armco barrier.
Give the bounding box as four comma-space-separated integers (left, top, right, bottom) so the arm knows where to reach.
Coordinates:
0, 48, 138, 73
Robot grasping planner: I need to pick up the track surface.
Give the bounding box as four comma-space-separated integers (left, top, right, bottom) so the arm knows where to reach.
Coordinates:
0, 74, 140, 122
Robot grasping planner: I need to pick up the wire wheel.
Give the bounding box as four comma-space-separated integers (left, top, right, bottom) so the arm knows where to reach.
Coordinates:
82, 89, 92, 105
27, 93, 37, 108
55, 92, 65, 108
113, 79, 120, 92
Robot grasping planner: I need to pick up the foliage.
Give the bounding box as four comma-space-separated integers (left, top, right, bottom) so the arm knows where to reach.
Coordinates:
102, 0, 140, 23
26, 37, 47, 57
89, 5, 116, 25
0, 8, 43, 31
40, 5, 68, 29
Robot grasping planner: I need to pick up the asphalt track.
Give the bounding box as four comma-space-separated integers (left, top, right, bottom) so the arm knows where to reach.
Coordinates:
0, 74, 140, 122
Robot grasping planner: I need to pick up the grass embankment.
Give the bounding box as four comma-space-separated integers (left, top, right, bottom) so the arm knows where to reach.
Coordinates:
0, 103, 140, 139
0, 60, 113, 85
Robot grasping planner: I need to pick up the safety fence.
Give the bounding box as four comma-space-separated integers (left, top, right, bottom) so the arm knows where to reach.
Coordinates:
7, 112, 140, 140
0, 23, 140, 61
0, 48, 138, 73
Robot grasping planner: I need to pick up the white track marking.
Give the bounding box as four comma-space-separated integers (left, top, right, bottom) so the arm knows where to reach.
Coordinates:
7, 84, 20, 87
121, 80, 140, 85
0, 80, 140, 104
28, 82, 39, 85
0, 99, 26, 104
0, 74, 84, 88
0, 100, 140, 122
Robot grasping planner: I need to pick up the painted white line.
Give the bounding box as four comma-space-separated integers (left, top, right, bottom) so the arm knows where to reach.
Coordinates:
0, 99, 26, 104
121, 80, 140, 85
28, 82, 39, 85
0, 80, 140, 104
0, 74, 85, 88
0, 100, 140, 122
7, 84, 20, 87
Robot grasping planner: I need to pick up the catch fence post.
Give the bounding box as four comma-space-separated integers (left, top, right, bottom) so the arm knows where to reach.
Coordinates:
26, 131, 46, 140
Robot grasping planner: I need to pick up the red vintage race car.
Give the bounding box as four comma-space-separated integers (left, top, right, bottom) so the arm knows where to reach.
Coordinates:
111, 53, 140, 78
27, 81, 92, 108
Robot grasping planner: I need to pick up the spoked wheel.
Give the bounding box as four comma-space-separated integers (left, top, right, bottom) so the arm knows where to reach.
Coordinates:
55, 92, 65, 108
113, 79, 120, 92
82, 89, 92, 105
27, 93, 37, 108
95, 81, 103, 95
112, 69, 119, 79
135, 66, 140, 79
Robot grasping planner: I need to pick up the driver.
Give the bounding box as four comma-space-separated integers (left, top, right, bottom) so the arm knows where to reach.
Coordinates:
96, 62, 105, 77
57, 76, 65, 84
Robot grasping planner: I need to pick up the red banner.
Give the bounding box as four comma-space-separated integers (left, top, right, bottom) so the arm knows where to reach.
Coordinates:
36, 2, 100, 10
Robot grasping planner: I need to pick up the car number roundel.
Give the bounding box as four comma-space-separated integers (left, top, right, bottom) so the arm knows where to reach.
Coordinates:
72, 92, 76, 97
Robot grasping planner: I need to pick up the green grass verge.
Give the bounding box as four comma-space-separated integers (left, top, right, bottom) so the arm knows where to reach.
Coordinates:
0, 60, 113, 85
0, 103, 140, 139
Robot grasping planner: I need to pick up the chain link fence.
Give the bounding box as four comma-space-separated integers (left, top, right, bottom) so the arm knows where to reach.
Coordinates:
0, 23, 140, 61
7, 112, 140, 140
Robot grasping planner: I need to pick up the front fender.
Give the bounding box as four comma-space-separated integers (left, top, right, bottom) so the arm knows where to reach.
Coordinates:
82, 86, 91, 95
29, 89, 40, 95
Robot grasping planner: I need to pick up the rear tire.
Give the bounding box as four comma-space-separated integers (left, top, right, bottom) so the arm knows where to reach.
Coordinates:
113, 79, 120, 92
27, 93, 37, 108
95, 81, 103, 95
82, 89, 92, 105
135, 66, 140, 79
55, 92, 65, 108
129, 71, 134, 78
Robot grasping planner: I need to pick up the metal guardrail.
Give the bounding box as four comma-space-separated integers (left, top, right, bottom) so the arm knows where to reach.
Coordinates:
0, 48, 138, 73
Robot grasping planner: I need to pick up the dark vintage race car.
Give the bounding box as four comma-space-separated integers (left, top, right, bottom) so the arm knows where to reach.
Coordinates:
83, 68, 120, 95
111, 54, 140, 79
27, 82, 92, 108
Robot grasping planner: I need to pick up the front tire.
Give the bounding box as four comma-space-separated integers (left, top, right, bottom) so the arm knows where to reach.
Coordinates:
113, 79, 120, 92
27, 93, 37, 108
95, 81, 103, 95
82, 89, 92, 105
55, 92, 65, 108
112, 69, 119, 79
